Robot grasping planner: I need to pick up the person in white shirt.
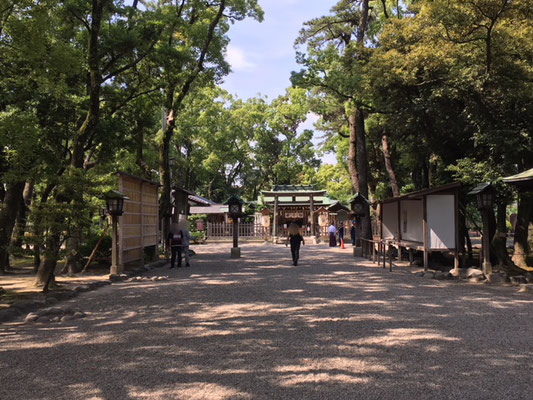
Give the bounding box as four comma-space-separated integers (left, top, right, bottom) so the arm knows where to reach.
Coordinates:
178, 220, 192, 267
328, 224, 337, 247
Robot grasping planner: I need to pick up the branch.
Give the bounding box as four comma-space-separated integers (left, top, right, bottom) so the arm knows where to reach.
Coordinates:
172, 0, 226, 113
102, 41, 157, 82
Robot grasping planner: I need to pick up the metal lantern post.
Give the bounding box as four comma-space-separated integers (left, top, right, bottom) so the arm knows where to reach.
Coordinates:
469, 183, 496, 275
225, 195, 244, 258
349, 193, 370, 248
104, 190, 128, 275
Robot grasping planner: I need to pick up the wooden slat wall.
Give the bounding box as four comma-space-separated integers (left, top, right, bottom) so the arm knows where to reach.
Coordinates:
118, 175, 159, 265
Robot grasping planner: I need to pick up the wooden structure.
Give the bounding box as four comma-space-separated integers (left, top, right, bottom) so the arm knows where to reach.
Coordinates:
261, 185, 330, 238
503, 168, 533, 267
379, 183, 461, 271
118, 172, 159, 266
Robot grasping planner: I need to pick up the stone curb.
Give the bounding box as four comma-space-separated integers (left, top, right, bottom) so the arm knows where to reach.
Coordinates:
0, 259, 168, 325
412, 268, 533, 293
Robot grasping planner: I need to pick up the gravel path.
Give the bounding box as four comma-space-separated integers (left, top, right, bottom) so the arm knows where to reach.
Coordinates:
1, 243, 533, 400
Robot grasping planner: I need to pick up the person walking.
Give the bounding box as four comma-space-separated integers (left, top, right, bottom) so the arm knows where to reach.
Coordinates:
338, 223, 345, 246
286, 222, 305, 266
350, 221, 357, 246
168, 222, 183, 268
181, 221, 192, 267
328, 223, 337, 247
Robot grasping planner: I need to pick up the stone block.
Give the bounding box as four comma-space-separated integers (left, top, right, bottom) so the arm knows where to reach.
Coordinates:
24, 313, 39, 323
466, 268, 484, 278
231, 247, 241, 258
423, 271, 435, 279
434, 271, 446, 280
510, 276, 527, 285
519, 284, 533, 293
486, 272, 508, 284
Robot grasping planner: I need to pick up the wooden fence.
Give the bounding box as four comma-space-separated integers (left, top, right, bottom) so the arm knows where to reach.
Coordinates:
207, 223, 269, 238
118, 173, 159, 265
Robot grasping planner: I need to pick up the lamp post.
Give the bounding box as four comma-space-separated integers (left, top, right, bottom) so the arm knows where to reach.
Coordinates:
349, 193, 370, 247
260, 208, 272, 241
469, 183, 496, 275
104, 190, 128, 275
225, 195, 244, 258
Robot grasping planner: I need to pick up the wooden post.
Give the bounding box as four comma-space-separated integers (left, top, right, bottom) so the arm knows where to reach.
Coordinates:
140, 182, 145, 266
381, 242, 385, 268
423, 195, 429, 272
372, 240, 377, 263
111, 216, 119, 275
310, 195, 315, 237
233, 219, 238, 249
273, 195, 279, 238
454, 191, 460, 271
482, 210, 492, 275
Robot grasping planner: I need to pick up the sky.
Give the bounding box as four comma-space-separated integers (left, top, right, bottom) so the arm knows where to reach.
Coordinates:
220, 0, 338, 164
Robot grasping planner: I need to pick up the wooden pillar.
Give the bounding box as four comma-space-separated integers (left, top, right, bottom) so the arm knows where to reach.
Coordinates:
273, 195, 279, 237
423, 195, 429, 271
140, 182, 145, 266
482, 210, 492, 274
310, 195, 315, 236
397, 200, 402, 261
453, 190, 460, 270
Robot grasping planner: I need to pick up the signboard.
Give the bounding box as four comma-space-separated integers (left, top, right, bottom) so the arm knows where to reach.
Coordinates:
285, 211, 304, 219
337, 209, 348, 222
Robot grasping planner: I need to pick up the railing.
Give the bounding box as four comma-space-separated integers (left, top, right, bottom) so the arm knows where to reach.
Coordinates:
359, 238, 392, 272
207, 223, 270, 239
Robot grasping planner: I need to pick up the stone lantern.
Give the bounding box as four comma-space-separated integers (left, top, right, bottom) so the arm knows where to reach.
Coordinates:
104, 190, 129, 275
349, 193, 370, 250
468, 183, 496, 275
225, 195, 244, 258
260, 208, 272, 228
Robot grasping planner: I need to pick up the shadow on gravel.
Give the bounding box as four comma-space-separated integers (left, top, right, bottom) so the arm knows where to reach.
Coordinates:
1, 243, 533, 399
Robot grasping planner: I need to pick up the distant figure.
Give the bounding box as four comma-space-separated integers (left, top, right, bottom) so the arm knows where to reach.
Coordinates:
179, 220, 192, 267
286, 223, 305, 266
350, 221, 357, 246
168, 222, 183, 268
328, 223, 337, 247
338, 224, 345, 245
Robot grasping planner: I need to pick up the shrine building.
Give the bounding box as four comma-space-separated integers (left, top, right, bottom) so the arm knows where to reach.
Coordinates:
260, 185, 346, 237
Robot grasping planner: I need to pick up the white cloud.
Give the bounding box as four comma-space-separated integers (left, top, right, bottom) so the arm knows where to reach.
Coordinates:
226, 45, 256, 71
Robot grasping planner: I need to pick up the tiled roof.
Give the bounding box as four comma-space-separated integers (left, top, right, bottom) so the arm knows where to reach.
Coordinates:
503, 168, 533, 183
272, 185, 317, 192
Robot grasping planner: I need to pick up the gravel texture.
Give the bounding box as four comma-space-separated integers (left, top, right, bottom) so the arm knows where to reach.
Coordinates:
1, 243, 533, 400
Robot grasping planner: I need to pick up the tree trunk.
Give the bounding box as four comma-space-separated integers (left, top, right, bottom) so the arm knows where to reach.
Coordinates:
512, 192, 533, 269
11, 181, 33, 250
347, 111, 360, 193
382, 135, 400, 197
491, 203, 510, 266
136, 125, 150, 179
159, 111, 174, 253
0, 182, 25, 273
35, 236, 61, 287
355, 108, 372, 240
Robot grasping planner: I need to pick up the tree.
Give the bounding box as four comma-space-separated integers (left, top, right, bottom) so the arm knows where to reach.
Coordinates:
156, 0, 263, 248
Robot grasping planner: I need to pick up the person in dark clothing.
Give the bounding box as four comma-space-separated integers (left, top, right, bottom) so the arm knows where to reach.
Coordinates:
338, 224, 345, 245
168, 223, 183, 268
328, 224, 337, 247
286, 223, 305, 266
350, 221, 357, 246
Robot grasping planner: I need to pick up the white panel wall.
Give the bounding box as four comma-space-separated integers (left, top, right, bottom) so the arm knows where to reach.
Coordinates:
382, 202, 399, 240
400, 200, 423, 242
427, 195, 455, 249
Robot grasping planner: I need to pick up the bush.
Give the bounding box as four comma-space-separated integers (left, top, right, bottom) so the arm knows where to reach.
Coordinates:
190, 230, 205, 243
79, 231, 112, 261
